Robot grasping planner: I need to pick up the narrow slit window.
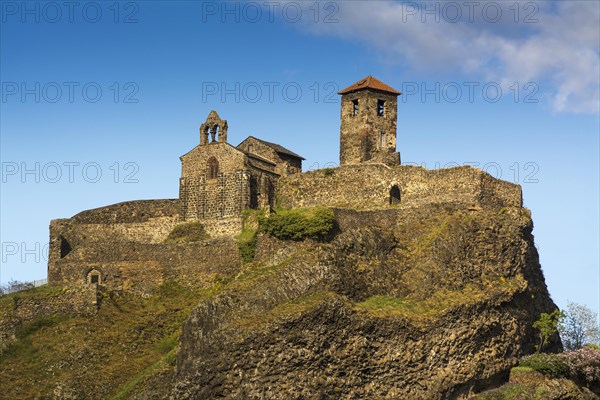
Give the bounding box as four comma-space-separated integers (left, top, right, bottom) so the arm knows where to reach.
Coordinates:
379, 131, 387, 149
377, 99, 385, 116
389, 185, 401, 205
352, 99, 359, 116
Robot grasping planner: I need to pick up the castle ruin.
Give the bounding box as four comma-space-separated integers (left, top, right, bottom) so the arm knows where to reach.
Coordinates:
47, 76, 522, 291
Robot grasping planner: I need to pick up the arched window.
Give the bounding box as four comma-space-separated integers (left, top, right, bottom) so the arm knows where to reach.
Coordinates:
208, 157, 219, 179
377, 99, 385, 116
389, 185, 401, 205
211, 125, 219, 142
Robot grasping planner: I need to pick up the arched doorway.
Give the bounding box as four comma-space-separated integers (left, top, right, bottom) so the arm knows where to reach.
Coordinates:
87, 269, 102, 285
389, 185, 401, 205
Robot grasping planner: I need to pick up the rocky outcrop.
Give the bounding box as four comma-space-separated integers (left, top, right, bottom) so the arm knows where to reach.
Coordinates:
473, 367, 598, 399
171, 205, 560, 399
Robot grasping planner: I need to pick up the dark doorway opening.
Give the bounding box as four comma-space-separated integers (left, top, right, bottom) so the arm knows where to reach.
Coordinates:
59, 236, 72, 258
389, 185, 401, 205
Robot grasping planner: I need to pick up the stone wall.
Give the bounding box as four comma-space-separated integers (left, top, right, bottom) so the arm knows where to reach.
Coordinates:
201, 216, 244, 237
48, 199, 243, 291
69, 199, 179, 224
340, 90, 399, 165
49, 200, 182, 267
180, 171, 249, 220
277, 164, 522, 211
180, 142, 250, 221
179, 138, 280, 226
237, 136, 303, 176
47, 163, 522, 294
49, 238, 242, 291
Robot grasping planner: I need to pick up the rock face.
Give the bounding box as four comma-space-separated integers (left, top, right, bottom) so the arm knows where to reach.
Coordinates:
171, 205, 560, 399
498, 368, 598, 399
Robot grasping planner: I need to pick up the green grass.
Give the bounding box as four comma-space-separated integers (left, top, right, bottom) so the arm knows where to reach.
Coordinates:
356, 295, 414, 313
260, 207, 335, 241
0, 280, 218, 400
356, 276, 525, 323
237, 229, 258, 264
511, 366, 534, 372
0, 285, 65, 308
16, 315, 67, 339
235, 291, 339, 333
155, 332, 179, 355
2, 315, 70, 358
164, 221, 207, 243
475, 383, 528, 399
236, 209, 264, 263
109, 350, 175, 400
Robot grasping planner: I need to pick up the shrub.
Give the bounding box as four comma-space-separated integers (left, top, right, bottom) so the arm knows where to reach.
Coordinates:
237, 230, 258, 263
519, 348, 600, 393
564, 346, 600, 391
260, 207, 335, 241
519, 353, 570, 378
164, 221, 207, 243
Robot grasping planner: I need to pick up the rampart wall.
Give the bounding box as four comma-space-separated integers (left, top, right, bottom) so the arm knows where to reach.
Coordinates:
277, 165, 521, 211
48, 199, 242, 291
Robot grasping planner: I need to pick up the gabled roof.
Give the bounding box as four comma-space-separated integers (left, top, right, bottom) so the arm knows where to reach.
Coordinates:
247, 152, 276, 166
338, 75, 401, 95
242, 136, 305, 160
179, 142, 242, 160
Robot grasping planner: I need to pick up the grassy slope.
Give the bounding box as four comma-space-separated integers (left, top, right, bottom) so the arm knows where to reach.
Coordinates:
0, 282, 220, 400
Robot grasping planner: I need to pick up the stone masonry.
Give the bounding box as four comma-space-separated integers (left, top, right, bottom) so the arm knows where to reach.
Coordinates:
47, 76, 522, 291
179, 110, 304, 232
338, 76, 401, 166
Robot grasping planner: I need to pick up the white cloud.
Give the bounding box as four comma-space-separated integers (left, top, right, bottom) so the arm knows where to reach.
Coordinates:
292, 0, 600, 114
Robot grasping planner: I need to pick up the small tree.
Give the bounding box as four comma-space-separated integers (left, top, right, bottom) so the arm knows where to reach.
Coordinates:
559, 301, 600, 351
533, 309, 564, 353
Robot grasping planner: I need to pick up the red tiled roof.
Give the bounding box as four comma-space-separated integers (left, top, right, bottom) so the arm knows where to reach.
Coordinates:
338, 75, 401, 95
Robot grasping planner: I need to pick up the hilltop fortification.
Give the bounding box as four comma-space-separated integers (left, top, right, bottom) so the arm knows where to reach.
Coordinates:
47, 76, 521, 293
0, 76, 565, 399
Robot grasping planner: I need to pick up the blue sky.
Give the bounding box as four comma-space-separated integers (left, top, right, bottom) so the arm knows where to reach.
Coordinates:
1, 1, 599, 315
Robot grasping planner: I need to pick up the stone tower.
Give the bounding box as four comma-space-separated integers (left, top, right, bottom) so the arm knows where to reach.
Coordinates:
338, 76, 401, 166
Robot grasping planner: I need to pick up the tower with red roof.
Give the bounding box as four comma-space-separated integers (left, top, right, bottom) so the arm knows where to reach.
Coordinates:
338, 76, 401, 166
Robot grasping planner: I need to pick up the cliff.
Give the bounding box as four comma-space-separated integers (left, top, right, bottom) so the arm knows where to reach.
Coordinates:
168, 204, 560, 399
